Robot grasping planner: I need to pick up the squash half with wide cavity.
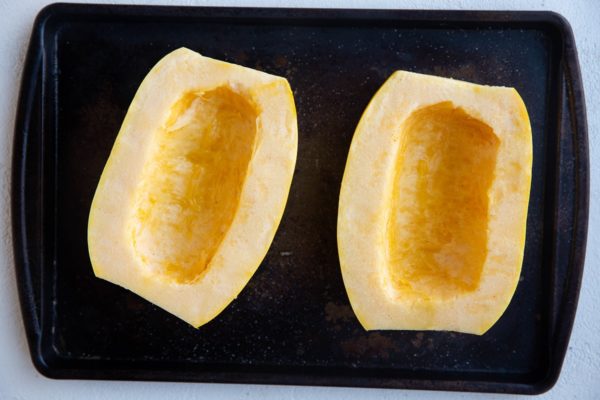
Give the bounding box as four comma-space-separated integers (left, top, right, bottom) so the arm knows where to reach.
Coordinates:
88, 48, 297, 327
337, 71, 532, 335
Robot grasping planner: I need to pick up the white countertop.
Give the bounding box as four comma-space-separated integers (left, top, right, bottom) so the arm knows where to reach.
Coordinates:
1, 0, 598, 398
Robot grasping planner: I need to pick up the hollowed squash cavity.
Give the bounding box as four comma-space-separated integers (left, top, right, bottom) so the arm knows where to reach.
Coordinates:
388, 102, 499, 298
129, 87, 258, 284
338, 71, 532, 335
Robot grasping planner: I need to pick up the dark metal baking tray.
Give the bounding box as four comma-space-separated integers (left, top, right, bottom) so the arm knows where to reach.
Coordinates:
12, 3, 588, 394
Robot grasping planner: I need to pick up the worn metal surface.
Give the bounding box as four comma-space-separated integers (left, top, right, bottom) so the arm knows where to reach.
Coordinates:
12, 3, 588, 394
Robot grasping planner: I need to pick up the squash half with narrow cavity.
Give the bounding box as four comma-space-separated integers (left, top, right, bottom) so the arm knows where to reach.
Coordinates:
88, 48, 297, 327
338, 71, 532, 335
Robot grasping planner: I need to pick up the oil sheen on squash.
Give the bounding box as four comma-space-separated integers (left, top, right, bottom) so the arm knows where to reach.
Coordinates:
388, 101, 500, 299
129, 86, 258, 284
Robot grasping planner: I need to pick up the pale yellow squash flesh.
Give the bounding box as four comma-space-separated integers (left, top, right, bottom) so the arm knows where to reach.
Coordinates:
337, 71, 532, 335
88, 48, 297, 327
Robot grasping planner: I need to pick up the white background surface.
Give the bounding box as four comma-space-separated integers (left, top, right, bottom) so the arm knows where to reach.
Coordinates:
1, 0, 598, 399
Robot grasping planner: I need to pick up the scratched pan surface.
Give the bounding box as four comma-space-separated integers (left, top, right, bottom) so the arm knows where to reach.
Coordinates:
12, 3, 588, 394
